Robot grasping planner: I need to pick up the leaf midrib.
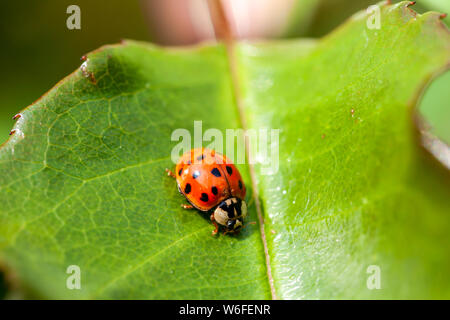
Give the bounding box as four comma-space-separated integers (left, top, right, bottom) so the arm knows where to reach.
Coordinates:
209, 2, 277, 298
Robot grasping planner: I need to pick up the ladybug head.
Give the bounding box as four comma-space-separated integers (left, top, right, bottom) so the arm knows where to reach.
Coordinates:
213, 197, 247, 232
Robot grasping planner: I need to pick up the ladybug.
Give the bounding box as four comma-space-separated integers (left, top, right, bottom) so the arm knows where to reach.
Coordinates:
166, 148, 247, 235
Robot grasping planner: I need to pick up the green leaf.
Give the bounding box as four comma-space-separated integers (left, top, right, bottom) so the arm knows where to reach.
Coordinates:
415, 0, 450, 144
419, 71, 450, 143
236, 1, 450, 299
1, 1, 449, 299
0, 43, 270, 299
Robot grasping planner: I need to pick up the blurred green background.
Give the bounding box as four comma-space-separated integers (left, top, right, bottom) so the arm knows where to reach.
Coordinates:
0, 1, 149, 143
0, 0, 448, 146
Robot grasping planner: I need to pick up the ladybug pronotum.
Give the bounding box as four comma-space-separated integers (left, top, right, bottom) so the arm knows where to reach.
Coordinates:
166, 148, 247, 235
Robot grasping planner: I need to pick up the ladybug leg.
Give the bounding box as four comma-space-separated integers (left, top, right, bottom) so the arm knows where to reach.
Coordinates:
165, 168, 176, 178
243, 221, 257, 229
223, 228, 241, 236
181, 204, 194, 209
210, 214, 219, 236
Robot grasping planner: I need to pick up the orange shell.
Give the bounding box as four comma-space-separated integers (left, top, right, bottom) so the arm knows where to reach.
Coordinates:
175, 148, 246, 211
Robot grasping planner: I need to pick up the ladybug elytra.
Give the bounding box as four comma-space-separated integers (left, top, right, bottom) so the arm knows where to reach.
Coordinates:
166, 148, 247, 235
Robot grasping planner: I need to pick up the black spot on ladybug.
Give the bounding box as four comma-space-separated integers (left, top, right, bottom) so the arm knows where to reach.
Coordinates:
200, 193, 209, 202
178, 169, 182, 176
211, 186, 218, 195
238, 180, 243, 190
227, 210, 235, 218
184, 183, 191, 194
197, 154, 205, 161
193, 170, 201, 179
226, 166, 233, 175
211, 168, 221, 177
